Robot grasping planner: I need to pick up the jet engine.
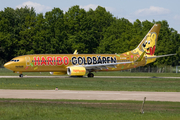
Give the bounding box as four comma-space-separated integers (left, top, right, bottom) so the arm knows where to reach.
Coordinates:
67, 66, 86, 76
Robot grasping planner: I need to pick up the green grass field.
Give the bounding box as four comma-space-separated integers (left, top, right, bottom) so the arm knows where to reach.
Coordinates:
0, 77, 180, 92
1, 68, 180, 119
0, 99, 180, 120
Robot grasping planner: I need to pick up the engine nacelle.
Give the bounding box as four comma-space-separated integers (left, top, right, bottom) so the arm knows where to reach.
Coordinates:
50, 72, 66, 75
67, 66, 86, 76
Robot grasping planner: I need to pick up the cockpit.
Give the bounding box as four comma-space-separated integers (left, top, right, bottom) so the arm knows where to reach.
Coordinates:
10, 59, 20, 62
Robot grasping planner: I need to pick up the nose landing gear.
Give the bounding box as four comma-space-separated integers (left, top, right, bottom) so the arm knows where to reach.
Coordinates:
87, 72, 94, 78
19, 74, 23, 78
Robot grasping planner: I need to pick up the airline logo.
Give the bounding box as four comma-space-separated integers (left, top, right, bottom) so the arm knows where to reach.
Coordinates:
73, 69, 86, 73
33, 56, 69, 66
32, 56, 117, 66
71, 56, 117, 65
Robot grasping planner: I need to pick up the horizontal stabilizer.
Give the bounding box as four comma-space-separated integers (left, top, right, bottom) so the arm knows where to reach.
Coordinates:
147, 54, 176, 58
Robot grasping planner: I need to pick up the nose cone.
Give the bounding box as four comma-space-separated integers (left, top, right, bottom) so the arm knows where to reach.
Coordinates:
4, 62, 11, 70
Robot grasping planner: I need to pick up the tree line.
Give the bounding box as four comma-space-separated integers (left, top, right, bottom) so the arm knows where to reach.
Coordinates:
0, 5, 180, 66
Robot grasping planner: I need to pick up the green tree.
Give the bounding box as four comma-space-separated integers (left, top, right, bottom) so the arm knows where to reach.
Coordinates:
97, 18, 133, 54
0, 6, 180, 67
64, 5, 88, 53
44, 8, 67, 53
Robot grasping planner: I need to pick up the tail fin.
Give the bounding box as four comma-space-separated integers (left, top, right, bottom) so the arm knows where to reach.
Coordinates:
132, 24, 161, 56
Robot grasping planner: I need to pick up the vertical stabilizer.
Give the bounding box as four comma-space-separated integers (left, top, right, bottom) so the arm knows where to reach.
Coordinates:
132, 24, 161, 57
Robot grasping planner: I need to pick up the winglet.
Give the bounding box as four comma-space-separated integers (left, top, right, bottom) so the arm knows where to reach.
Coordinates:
73, 50, 78, 54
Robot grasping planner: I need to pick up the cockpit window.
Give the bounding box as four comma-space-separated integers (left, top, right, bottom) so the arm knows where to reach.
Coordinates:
11, 59, 20, 62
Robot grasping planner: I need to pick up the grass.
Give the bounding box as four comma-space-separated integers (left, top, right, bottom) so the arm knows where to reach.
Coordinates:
0, 68, 51, 76
95, 71, 180, 77
1, 68, 180, 119
0, 77, 180, 92
0, 99, 180, 120
1, 68, 180, 77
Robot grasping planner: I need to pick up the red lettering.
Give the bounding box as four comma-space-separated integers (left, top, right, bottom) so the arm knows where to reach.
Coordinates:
38, 57, 40, 65
34, 57, 40, 66
41, 57, 46, 65
53, 57, 56, 65
73, 70, 78, 72
57, 57, 62, 65
34, 57, 37, 66
72, 69, 85, 73
47, 57, 53, 65
34, 56, 69, 66
63, 57, 69, 65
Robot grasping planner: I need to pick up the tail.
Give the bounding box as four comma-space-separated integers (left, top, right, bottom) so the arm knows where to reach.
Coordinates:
132, 24, 176, 64
132, 24, 161, 57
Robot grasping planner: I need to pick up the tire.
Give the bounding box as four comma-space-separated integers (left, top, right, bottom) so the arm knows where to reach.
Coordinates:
19, 74, 23, 78
87, 73, 94, 78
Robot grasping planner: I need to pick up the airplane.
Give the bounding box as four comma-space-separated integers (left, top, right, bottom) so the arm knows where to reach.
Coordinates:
4, 24, 176, 78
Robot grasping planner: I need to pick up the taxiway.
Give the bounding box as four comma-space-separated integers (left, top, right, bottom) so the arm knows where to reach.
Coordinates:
0, 89, 180, 102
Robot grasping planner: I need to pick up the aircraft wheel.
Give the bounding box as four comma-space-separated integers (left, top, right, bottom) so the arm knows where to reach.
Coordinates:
19, 74, 23, 78
87, 73, 94, 78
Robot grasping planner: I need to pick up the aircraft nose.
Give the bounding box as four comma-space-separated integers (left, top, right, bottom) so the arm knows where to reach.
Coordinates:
4, 62, 11, 70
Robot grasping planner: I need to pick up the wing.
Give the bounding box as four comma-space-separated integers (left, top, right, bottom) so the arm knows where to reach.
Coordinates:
79, 53, 176, 71
82, 61, 132, 70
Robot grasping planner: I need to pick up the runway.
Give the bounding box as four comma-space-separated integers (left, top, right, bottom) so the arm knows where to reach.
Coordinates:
1, 75, 180, 79
0, 89, 180, 102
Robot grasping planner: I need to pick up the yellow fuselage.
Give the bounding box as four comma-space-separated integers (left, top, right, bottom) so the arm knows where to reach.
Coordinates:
4, 52, 154, 74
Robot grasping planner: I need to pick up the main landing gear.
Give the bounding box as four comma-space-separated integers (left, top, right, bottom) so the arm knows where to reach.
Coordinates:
19, 74, 23, 78
87, 72, 94, 78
